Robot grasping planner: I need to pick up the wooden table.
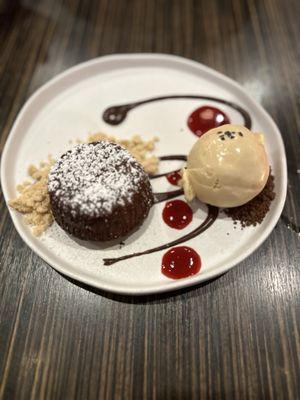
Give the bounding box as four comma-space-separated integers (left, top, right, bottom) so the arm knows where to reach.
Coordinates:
0, 0, 299, 398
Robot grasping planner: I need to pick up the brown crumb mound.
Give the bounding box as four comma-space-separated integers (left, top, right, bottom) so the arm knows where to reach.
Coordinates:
8, 157, 55, 236
224, 173, 275, 228
9, 133, 159, 235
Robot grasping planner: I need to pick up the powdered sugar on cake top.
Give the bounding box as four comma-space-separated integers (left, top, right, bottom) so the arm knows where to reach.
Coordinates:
48, 142, 148, 217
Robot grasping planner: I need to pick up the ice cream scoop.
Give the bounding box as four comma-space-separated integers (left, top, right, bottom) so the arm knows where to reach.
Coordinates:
181, 124, 269, 207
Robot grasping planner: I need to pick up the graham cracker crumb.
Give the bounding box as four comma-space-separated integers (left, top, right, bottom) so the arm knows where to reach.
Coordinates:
8, 156, 55, 236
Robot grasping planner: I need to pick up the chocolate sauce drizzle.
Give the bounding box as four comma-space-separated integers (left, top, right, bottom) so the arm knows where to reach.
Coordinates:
152, 155, 186, 203
103, 205, 219, 265
154, 189, 184, 204
103, 95, 252, 129
151, 155, 187, 179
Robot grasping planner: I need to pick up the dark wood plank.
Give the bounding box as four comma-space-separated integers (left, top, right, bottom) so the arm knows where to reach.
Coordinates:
0, 0, 299, 399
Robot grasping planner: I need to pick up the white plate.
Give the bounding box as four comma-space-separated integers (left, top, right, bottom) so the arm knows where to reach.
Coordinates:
1, 54, 287, 295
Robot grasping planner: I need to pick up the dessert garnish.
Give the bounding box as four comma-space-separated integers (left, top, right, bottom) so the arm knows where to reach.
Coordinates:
166, 170, 182, 186
103, 95, 252, 132
161, 246, 201, 279
187, 105, 230, 137
224, 173, 275, 227
162, 200, 193, 230
103, 205, 218, 265
8, 157, 55, 236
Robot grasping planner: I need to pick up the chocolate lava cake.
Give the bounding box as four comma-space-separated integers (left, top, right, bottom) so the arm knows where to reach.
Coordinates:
48, 141, 154, 241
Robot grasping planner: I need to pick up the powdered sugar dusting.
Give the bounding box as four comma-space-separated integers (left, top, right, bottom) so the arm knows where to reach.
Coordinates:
48, 142, 148, 217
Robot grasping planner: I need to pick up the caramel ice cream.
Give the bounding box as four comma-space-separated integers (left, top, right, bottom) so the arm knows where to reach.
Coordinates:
181, 124, 269, 207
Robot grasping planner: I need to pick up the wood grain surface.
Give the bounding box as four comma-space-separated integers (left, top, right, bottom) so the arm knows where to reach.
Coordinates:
0, 0, 299, 399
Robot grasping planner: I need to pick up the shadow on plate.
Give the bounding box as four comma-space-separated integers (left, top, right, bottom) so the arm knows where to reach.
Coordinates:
59, 271, 226, 305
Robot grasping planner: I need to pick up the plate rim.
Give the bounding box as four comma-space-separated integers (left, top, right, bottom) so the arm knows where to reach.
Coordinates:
0, 53, 287, 295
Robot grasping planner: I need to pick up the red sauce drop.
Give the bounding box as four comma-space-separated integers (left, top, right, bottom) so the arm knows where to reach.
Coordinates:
162, 200, 193, 229
187, 105, 230, 137
166, 170, 182, 186
162, 246, 201, 279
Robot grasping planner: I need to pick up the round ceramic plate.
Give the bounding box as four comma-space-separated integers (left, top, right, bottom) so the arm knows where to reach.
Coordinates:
1, 54, 287, 295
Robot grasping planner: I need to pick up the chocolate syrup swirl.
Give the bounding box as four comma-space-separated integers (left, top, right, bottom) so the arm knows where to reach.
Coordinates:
103, 205, 219, 265
103, 95, 252, 129
151, 155, 187, 179
151, 155, 186, 203
154, 189, 184, 204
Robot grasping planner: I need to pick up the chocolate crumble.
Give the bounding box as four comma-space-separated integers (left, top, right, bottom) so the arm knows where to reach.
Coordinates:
224, 172, 275, 228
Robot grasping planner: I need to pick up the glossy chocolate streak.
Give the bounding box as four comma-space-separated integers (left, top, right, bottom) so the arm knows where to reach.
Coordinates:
103, 206, 219, 265
154, 189, 184, 204
150, 155, 187, 179
151, 155, 186, 203
103, 95, 252, 129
